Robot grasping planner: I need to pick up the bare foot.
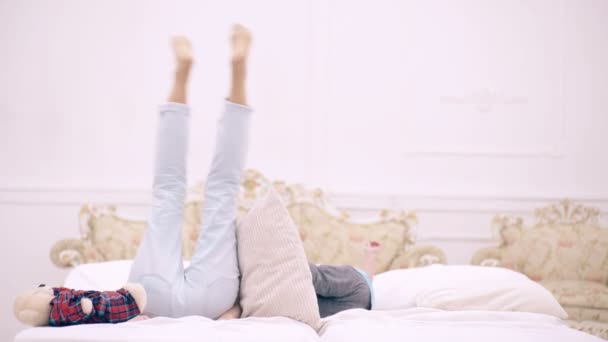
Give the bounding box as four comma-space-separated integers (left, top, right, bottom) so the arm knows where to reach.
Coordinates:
231, 24, 252, 63
171, 36, 193, 70
218, 304, 242, 320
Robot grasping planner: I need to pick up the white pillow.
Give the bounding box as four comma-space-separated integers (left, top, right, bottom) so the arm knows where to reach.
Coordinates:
64, 260, 190, 291
373, 264, 567, 318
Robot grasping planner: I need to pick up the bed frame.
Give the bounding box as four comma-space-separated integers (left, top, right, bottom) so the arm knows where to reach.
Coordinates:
472, 199, 608, 339
50, 169, 446, 273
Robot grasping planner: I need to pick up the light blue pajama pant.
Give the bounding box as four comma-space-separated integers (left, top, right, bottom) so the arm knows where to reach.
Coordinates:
129, 101, 252, 319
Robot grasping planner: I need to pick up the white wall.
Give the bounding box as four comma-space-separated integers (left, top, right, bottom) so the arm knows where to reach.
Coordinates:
1, 0, 608, 341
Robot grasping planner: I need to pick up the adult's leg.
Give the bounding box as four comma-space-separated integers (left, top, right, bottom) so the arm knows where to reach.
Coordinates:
309, 263, 372, 318
182, 24, 253, 319
128, 37, 193, 317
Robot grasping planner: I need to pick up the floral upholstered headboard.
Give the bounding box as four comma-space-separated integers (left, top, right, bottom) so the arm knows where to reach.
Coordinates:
50, 169, 446, 273
471, 200, 608, 338
471, 199, 608, 283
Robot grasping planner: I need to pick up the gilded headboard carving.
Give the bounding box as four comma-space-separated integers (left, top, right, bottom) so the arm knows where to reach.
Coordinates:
471, 199, 608, 283
51, 169, 446, 272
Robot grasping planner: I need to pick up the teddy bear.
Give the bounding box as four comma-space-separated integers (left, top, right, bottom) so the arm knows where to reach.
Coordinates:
13, 283, 147, 326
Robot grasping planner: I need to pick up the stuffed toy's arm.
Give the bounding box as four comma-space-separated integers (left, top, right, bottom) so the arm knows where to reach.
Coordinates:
49, 288, 93, 326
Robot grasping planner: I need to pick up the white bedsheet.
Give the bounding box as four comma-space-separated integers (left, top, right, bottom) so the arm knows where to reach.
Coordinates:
15, 309, 602, 342
320, 308, 603, 342
14, 316, 318, 342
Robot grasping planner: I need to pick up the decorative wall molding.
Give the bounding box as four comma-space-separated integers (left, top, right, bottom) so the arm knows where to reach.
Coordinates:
329, 194, 608, 214
0, 188, 151, 206
1, 187, 607, 214
401, 150, 564, 159
440, 90, 529, 115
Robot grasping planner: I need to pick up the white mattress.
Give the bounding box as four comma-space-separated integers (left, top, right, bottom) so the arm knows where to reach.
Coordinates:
320, 308, 603, 342
14, 308, 602, 342
14, 316, 318, 342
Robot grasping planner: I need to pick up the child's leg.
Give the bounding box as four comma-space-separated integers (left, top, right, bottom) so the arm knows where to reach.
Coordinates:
128, 37, 193, 317
309, 263, 372, 318
182, 25, 252, 319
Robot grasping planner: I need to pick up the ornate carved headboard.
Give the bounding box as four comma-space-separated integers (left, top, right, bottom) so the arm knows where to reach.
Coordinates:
51, 169, 446, 273
471, 200, 608, 338
471, 200, 608, 283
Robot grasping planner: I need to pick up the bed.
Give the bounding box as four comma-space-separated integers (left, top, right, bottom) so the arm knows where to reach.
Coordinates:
16, 262, 604, 342
13, 171, 603, 342
15, 309, 600, 342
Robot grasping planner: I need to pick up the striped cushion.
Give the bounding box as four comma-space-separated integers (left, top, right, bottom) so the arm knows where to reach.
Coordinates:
237, 188, 320, 330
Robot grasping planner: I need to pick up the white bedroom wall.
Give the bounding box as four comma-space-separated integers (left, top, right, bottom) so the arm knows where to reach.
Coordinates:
1, 0, 607, 341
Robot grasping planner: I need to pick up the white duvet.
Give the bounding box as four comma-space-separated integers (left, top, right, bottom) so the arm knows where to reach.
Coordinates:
320, 308, 602, 342
15, 308, 602, 342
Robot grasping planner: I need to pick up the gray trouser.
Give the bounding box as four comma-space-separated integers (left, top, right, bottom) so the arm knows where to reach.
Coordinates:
129, 101, 252, 319
309, 264, 372, 318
